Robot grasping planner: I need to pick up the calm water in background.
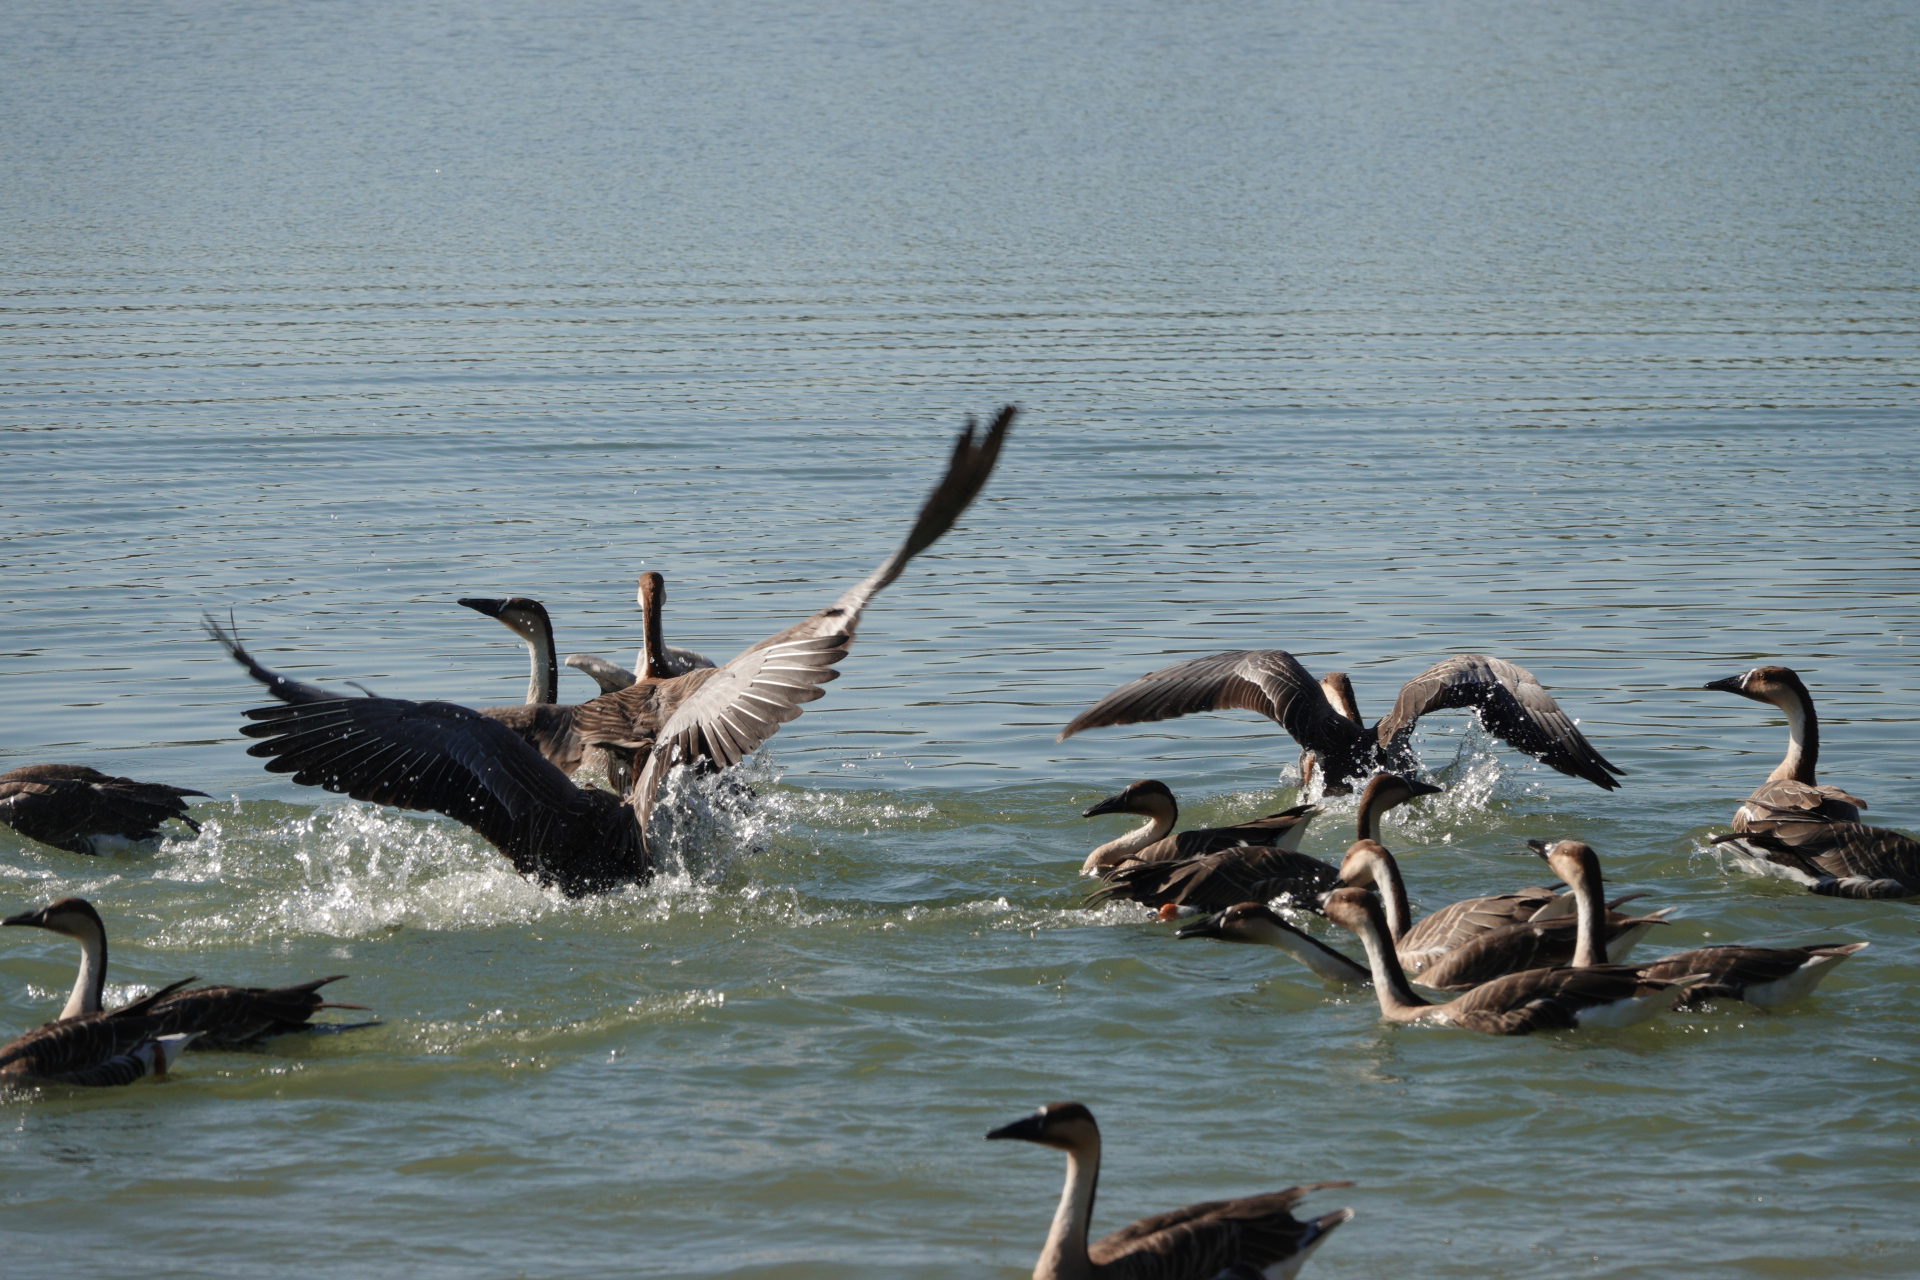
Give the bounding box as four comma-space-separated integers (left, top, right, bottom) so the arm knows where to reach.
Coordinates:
4, 2, 1919, 1275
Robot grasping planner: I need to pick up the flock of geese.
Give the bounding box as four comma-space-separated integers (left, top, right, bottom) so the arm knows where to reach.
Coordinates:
4, 404, 1918, 1278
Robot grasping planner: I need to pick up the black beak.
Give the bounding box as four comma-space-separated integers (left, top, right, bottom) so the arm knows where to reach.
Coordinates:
985, 1112, 1047, 1142
1703, 676, 1743, 693
1407, 780, 1445, 798
458, 598, 507, 618
2, 909, 43, 928
1522, 839, 1551, 857
1174, 913, 1226, 940
1082, 792, 1130, 819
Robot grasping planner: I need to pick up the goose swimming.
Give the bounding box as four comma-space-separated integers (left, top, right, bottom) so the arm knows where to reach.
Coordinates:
1, 990, 195, 1087
1325, 884, 1701, 1034
1395, 840, 1670, 991
1061, 653, 1624, 796
1334, 836, 1666, 985
1089, 773, 1436, 917
5, 897, 365, 1047
1705, 666, 1920, 898
0, 764, 205, 856
986, 1101, 1353, 1280
1637, 940, 1867, 1009
210, 407, 1010, 896
1078, 779, 1319, 875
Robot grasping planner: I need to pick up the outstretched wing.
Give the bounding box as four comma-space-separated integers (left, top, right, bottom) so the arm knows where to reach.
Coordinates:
738, 405, 1012, 657
626, 635, 849, 832
212, 623, 643, 892
1376, 655, 1624, 790
1058, 651, 1368, 761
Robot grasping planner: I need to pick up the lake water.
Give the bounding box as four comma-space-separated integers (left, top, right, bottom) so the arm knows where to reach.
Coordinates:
4, 2, 1919, 1276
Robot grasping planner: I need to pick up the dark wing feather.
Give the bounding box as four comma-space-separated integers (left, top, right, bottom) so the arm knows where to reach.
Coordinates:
1376, 655, 1624, 790
739, 406, 1011, 656
1090, 1184, 1352, 1277
1398, 889, 1559, 974
1091, 845, 1341, 911
1058, 651, 1368, 764
203, 616, 344, 705
1440, 965, 1668, 1035
146, 976, 356, 1047
240, 696, 644, 894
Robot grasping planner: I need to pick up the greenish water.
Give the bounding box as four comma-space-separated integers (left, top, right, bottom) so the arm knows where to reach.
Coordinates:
4, 1, 1919, 1276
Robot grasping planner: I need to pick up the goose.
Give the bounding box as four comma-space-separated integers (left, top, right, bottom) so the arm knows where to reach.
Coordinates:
986, 1101, 1353, 1280
1395, 840, 1670, 991
2, 993, 196, 1087
1078, 780, 1319, 875
1176, 902, 1372, 986
0, 764, 205, 856
1636, 941, 1867, 1008
1325, 885, 1701, 1034
4, 897, 366, 1047
1089, 773, 1437, 917
1704, 666, 1920, 898
544, 576, 719, 697
1060, 653, 1624, 796
1334, 838, 1666, 984
208, 407, 1010, 897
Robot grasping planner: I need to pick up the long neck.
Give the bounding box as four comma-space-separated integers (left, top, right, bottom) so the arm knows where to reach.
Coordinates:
1563, 854, 1607, 969
1767, 685, 1818, 784
1083, 812, 1175, 871
639, 592, 672, 681
1361, 849, 1412, 941
1356, 792, 1393, 844
1349, 902, 1430, 1021
1036, 1141, 1098, 1280
63, 923, 107, 1019
523, 623, 558, 706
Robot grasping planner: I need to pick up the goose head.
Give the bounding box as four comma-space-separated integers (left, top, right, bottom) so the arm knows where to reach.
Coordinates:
3, 896, 105, 941
1703, 665, 1810, 711
458, 596, 554, 645
1175, 901, 1299, 944
1523, 837, 1602, 886
1082, 779, 1177, 823
986, 1101, 1099, 1149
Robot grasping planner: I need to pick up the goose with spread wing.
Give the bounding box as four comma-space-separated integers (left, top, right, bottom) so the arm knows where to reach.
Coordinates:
1704, 665, 1920, 899
987, 1102, 1353, 1280
1060, 653, 1623, 796
1, 765, 205, 856
209, 407, 1010, 896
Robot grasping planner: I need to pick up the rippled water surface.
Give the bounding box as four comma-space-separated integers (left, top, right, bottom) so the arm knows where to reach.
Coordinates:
4, 2, 1919, 1276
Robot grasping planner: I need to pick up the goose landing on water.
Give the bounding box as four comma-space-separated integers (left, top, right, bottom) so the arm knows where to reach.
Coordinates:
0, 765, 205, 856
1078, 780, 1319, 875
987, 1102, 1353, 1280
1704, 666, 1920, 899
210, 408, 1010, 897
4, 897, 368, 1048
1061, 654, 1623, 797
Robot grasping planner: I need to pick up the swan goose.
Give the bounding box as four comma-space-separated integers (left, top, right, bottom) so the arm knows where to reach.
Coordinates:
987, 1101, 1353, 1280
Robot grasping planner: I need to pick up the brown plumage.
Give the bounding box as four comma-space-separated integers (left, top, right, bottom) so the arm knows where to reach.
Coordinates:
209, 408, 1010, 896
4, 897, 366, 1049
1705, 666, 1920, 898
0, 764, 205, 856
1638, 942, 1868, 1008
1324, 886, 1701, 1035
1060, 652, 1623, 796
1077, 779, 1319, 875
986, 1102, 1353, 1280
1090, 773, 1435, 916
0, 982, 196, 1087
